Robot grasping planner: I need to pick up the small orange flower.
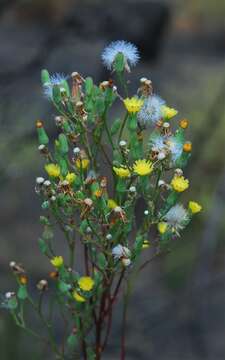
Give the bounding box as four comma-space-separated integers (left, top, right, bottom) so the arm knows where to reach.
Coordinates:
19, 275, 28, 285
183, 142, 192, 152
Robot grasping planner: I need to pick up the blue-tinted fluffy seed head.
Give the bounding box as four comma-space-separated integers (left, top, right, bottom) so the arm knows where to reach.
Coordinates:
149, 134, 166, 151
166, 136, 183, 162
137, 95, 165, 125
43, 73, 67, 99
101, 40, 140, 70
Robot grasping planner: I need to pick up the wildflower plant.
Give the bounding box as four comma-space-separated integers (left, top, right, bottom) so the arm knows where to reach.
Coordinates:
3, 41, 202, 359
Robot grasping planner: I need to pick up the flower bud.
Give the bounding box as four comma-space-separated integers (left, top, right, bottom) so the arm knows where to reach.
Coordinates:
37, 279, 48, 291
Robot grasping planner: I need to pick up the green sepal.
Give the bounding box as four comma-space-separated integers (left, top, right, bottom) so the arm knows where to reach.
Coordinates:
41, 69, 50, 85
85, 77, 94, 96
58, 133, 69, 155
114, 53, 125, 73
95, 97, 105, 116
128, 114, 137, 131
59, 158, 68, 177
52, 85, 61, 104
57, 281, 70, 294
116, 178, 127, 193
17, 285, 28, 300
37, 127, 49, 145
62, 80, 70, 97
111, 118, 121, 136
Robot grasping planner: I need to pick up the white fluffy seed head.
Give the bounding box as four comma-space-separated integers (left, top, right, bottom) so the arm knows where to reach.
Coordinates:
44, 180, 51, 187
158, 180, 165, 187
36, 177, 45, 185
157, 152, 166, 160
5, 292, 15, 299
144, 210, 149, 215
38, 144, 45, 151
106, 234, 112, 240
129, 186, 136, 193
119, 140, 127, 147
73, 147, 80, 154
86, 227, 92, 233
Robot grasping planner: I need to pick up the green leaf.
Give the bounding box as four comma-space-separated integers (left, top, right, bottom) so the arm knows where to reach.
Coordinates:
17, 285, 28, 300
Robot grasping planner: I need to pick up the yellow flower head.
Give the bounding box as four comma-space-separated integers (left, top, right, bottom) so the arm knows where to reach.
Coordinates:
188, 201, 202, 214
65, 172, 76, 184
171, 175, 189, 192
73, 290, 86, 303
133, 159, 154, 176
50, 256, 64, 268
161, 105, 178, 119
124, 97, 144, 113
45, 163, 60, 178
75, 158, 90, 170
78, 276, 94, 292
158, 222, 168, 234
113, 166, 131, 178
108, 199, 118, 209
142, 240, 150, 249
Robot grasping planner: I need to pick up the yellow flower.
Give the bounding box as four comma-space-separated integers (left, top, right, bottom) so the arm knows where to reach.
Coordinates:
45, 163, 60, 177
124, 97, 144, 113
157, 222, 168, 234
50, 256, 64, 268
183, 142, 192, 153
133, 159, 154, 176
188, 201, 202, 214
113, 166, 131, 178
171, 176, 189, 192
78, 276, 94, 292
75, 158, 90, 170
65, 172, 76, 184
142, 240, 150, 249
108, 199, 118, 209
161, 105, 178, 119
73, 290, 86, 303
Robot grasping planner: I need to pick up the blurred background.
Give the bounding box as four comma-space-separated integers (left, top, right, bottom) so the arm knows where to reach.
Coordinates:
1, 0, 225, 359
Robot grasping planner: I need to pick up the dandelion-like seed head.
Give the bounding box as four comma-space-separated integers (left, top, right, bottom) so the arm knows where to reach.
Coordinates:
112, 245, 131, 260
101, 40, 140, 70
137, 95, 165, 125
164, 204, 189, 232
149, 134, 166, 152
43, 73, 67, 99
